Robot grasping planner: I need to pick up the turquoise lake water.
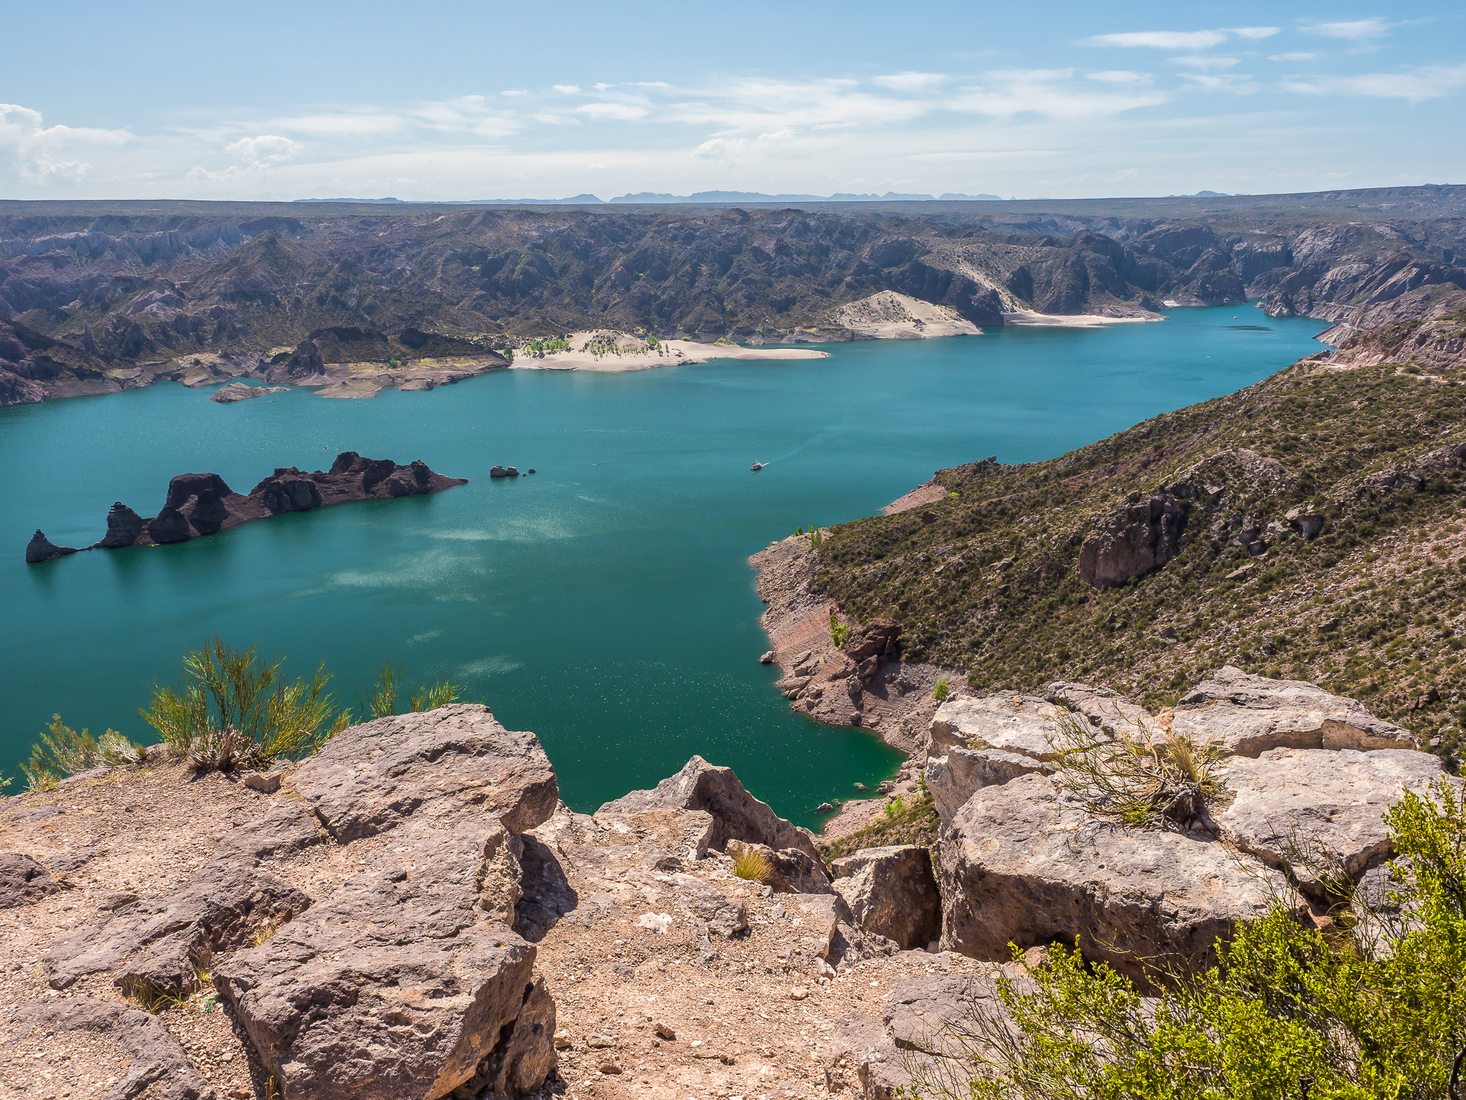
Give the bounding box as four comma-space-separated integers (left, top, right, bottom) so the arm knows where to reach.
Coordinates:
0, 307, 1326, 823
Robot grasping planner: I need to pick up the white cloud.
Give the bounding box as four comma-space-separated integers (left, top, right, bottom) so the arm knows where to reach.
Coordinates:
576, 102, 649, 121
1171, 56, 1240, 70
1302, 17, 1393, 40
1284, 63, 1466, 101
225, 134, 302, 167
1088, 30, 1229, 50
949, 69, 1168, 120
1085, 70, 1153, 84
1268, 52, 1316, 62
266, 112, 404, 137
550, 84, 581, 95
1087, 26, 1276, 50
871, 71, 947, 92
1181, 73, 1261, 95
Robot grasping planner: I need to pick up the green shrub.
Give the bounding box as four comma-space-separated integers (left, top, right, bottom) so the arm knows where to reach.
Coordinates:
823, 786, 937, 860
21, 714, 144, 789
141, 638, 339, 773
345, 664, 464, 726
906, 779, 1466, 1099
830, 610, 849, 649
933, 677, 951, 703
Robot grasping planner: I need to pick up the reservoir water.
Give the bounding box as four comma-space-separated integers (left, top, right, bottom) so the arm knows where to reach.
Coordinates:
0, 307, 1325, 823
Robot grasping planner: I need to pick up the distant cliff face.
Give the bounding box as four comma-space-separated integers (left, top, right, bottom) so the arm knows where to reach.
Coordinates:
3, 190, 1464, 405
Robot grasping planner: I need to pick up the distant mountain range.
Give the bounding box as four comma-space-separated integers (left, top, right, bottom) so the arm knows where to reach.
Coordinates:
294, 191, 1005, 205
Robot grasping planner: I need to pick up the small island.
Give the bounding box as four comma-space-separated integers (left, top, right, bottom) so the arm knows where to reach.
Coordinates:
26, 451, 466, 564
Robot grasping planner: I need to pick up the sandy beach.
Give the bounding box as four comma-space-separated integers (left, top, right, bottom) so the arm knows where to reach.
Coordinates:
835, 291, 982, 339
1002, 309, 1162, 327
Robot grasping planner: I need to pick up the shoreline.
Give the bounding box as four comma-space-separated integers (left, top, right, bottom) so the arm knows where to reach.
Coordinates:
510, 338, 828, 373
1001, 309, 1162, 327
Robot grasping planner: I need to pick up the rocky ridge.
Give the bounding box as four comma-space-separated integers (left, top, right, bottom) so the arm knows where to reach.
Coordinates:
25, 451, 466, 564
4, 189, 1464, 406
776, 329, 1466, 760
2, 669, 1448, 1098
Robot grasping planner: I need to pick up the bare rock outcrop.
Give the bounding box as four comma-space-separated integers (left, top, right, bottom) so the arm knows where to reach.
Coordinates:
0, 852, 57, 909
929, 669, 1447, 983
1078, 492, 1187, 587
830, 846, 941, 949
599, 754, 823, 861
25, 451, 467, 564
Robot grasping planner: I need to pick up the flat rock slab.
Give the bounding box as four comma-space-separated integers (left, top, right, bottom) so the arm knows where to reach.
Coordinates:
1217, 746, 1446, 892
929, 693, 1066, 760
831, 845, 941, 949
1171, 666, 1417, 757
19, 998, 216, 1100
291, 703, 559, 840
939, 773, 1289, 981
46, 856, 313, 998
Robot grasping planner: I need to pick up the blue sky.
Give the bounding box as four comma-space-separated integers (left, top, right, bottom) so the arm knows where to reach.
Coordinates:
1, 0, 1463, 200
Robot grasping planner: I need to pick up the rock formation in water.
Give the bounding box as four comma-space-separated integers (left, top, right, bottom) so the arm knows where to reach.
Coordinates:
25, 451, 466, 564
0, 669, 1452, 1095
211, 381, 287, 403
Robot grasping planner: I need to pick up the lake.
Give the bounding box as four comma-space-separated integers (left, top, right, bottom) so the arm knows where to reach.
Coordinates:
0, 306, 1326, 823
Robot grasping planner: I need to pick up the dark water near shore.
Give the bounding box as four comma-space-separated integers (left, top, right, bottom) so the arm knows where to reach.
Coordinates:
0, 307, 1325, 824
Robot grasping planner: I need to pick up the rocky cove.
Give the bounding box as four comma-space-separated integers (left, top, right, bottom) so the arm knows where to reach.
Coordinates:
0, 666, 1450, 1097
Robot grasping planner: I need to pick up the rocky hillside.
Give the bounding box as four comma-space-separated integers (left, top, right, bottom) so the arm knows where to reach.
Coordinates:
3, 187, 1465, 404
1, 673, 1451, 1098
803, 314, 1466, 763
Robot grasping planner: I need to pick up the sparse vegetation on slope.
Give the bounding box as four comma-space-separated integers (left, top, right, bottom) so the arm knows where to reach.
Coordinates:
814, 344, 1466, 762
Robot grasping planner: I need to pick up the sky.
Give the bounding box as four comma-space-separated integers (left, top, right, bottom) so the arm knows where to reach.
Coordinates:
1, 0, 1463, 201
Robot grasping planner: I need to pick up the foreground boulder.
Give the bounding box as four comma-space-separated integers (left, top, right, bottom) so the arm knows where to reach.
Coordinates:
930, 669, 1449, 983
25, 451, 467, 563
214, 822, 555, 1100
1215, 746, 1444, 896
213, 706, 560, 1099
830, 846, 941, 949
939, 772, 1290, 981
600, 755, 823, 860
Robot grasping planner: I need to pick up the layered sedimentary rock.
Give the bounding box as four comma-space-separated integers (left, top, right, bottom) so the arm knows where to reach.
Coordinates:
24, 451, 466, 563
